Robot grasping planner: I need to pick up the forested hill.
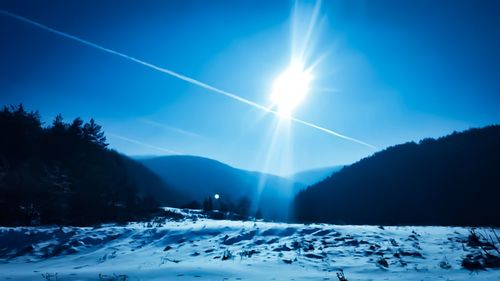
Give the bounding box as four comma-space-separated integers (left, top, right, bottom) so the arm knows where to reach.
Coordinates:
140, 155, 304, 221
0, 104, 182, 226
294, 125, 500, 226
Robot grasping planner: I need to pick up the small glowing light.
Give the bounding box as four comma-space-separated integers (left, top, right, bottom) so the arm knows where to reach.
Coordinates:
271, 62, 313, 117
214, 194, 220, 200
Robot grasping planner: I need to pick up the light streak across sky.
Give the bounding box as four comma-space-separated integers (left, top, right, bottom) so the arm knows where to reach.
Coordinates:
0, 9, 376, 149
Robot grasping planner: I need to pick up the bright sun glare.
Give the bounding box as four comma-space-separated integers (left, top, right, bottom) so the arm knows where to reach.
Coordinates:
271, 62, 313, 117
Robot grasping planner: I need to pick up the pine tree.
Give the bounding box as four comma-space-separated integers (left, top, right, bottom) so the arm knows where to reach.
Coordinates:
69, 117, 84, 138
236, 197, 251, 216
203, 197, 213, 211
83, 118, 108, 147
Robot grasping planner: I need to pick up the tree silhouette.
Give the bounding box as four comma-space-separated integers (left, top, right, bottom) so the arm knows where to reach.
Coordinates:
0, 104, 160, 226
235, 197, 251, 217
83, 118, 108, 148
203, 197, 213, 211
294, 125, 500, 226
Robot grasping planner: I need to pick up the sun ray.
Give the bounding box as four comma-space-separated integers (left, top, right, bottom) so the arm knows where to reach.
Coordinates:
0, 8, 376, 149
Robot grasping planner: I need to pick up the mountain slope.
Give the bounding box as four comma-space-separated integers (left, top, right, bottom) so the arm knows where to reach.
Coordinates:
140, 155, 304, 221
120, 155, 188, 207
294, 125, 500, 226
290, 166, 343, 186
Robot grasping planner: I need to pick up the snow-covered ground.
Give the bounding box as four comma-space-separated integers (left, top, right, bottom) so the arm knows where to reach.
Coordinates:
1, 209, 499, 280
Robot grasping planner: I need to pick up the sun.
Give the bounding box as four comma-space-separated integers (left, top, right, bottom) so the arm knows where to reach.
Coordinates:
271, 62, 313, 117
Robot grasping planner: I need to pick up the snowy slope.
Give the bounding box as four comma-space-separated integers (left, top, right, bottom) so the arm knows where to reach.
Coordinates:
1, 209, 499, 280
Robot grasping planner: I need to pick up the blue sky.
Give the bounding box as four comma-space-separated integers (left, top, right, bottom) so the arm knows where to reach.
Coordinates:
1, 0, 499, 175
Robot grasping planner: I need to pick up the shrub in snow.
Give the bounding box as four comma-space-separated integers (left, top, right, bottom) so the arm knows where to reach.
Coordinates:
222, 249, 232, 260
336, 269, 348, 281
462, 229, 500, 270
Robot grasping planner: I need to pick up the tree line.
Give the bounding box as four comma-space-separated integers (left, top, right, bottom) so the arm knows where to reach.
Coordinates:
294, 125, 500, 226
0, 104, 159, 226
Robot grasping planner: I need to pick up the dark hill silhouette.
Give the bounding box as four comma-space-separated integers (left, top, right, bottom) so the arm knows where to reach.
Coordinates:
120, 156, 188, 207
0, 104, 183, 226
294, 125, 500, 226
140, 155, 305, 221
290, 166, 343, 186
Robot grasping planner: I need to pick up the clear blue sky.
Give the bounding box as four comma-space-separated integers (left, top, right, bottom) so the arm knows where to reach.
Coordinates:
1, 0, 499, 176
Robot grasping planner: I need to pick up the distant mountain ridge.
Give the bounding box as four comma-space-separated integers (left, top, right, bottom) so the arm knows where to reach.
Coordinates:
294, 125, 500, 226
140, 155, 305, 221
289, 166, 343, 186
